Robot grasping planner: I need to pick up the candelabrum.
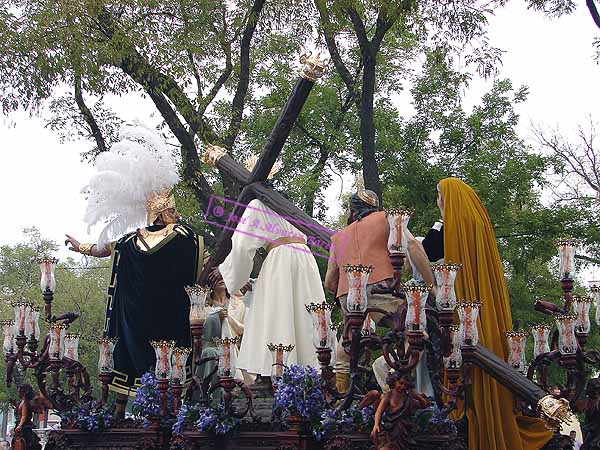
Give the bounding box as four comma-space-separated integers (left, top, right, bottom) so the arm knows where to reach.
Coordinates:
2, 256, 90, 411
525, 239, 600, 442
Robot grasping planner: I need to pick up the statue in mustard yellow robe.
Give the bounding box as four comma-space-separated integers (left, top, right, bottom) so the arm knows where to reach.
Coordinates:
437, 177, 552, 450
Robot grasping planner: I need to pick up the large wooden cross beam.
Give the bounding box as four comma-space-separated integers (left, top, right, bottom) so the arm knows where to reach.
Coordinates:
198, 53, 333, 284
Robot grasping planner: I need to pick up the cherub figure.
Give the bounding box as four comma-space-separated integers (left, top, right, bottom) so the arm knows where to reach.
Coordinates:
365, 372, 429, 450
12, 384, 50, 450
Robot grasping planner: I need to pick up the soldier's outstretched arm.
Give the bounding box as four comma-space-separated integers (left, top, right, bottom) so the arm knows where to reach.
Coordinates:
65, 234, 112, 258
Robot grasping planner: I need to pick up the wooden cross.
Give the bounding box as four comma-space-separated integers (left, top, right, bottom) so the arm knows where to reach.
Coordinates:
199, 53, 333, 283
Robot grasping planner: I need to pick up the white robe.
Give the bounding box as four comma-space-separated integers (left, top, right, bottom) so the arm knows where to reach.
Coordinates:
219, 199, 322, 376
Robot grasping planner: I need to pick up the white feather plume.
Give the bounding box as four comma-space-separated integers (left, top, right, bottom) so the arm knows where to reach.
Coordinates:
82, 123, 179, 249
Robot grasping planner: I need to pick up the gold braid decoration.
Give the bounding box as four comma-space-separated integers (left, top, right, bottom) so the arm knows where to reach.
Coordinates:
79, 243, 95, 256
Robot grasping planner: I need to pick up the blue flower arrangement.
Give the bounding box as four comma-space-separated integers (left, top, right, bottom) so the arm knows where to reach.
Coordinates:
312, 403, 375, 441
132, 373, 162, 420
414, 403, 457, 435
60, 401, 113, 432
273, 364, 324, 422
172, 402, 240, 436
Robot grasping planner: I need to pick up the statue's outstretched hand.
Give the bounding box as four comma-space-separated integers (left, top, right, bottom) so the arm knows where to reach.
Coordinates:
64, 234, 80, 252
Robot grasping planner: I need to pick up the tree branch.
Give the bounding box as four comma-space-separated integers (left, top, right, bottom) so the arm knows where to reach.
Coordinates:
586, 0, 600, 29
346, 7, 370, 54
73, 72, 108, 154
223, 0, 266, 149
314, 0, 358, 99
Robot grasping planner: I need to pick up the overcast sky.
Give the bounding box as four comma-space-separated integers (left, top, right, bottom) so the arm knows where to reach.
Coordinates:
0, 1, 599, 267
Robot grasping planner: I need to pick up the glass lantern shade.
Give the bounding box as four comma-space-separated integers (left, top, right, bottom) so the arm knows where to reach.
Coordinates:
2, 320, 15, 354
431, 263, 462, 311
63, 333, 81, 361
555, 239, 579, 280
268, 343, 294, 385
171, 347, 191, 384
385, 208, 413, 255
344, 264, 373, 313
38, 257, 58, 293
305, 302, 333, 348
185, 285, 209, 326
215, 337, 240, 377
572, 296, 593, 334
591, 284, 600, 327
457, 301, 482, 346
12, 302, 31, 336
506, 331, 528, 373
444, 325, 462, 369
48, 323, 67, 360
530, 324, 552, 359
151, 340, 175, 379
361, 314, 376, 337
25, 306, 41, 340
555, 314, 578, 355
97, 337, 117, 373
403, 283, 430, 331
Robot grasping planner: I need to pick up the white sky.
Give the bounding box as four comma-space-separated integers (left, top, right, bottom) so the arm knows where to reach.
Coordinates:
0, 1, 599, 266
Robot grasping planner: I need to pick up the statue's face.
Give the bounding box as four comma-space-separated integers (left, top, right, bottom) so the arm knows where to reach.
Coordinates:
159, 207, 180, 224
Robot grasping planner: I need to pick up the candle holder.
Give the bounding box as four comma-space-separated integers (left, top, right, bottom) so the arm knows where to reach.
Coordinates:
185, 284, 210, 371
432, 263, 462, 310
48, 323, 67, 361
12, 301, 31, 340
571, 296, 593, 347
444, 325, 462, 369
151, 340, 175, 417
555, 239, 580, 312
2, 320, 15, 355
64, 333, 80, 362
37, 256, 58, 321
305, 302, 334, 348
457, 301, 482, 346
343, 264, 373, 313
267, 343, 294, 388
213, 337, 241, 411
26, 306, 41, 353
305, 302, 335, 385
530, 324, 552, 359
171, 347, 191, 412
555, 314, 578, 360
386, 208, 413, 296
385, 208, 413, 255
402, 283, 431, 332
590, 284, 600, 327
98, 337, 117, 404
506, 331, 528, 374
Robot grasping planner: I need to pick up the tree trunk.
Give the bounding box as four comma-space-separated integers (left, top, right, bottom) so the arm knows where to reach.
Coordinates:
359, 53, 382, 203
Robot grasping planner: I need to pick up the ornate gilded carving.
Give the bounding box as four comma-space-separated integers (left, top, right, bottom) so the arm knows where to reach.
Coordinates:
537, 394, 573, 429
202, 144, 228, 166
299, 52, 328, 82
